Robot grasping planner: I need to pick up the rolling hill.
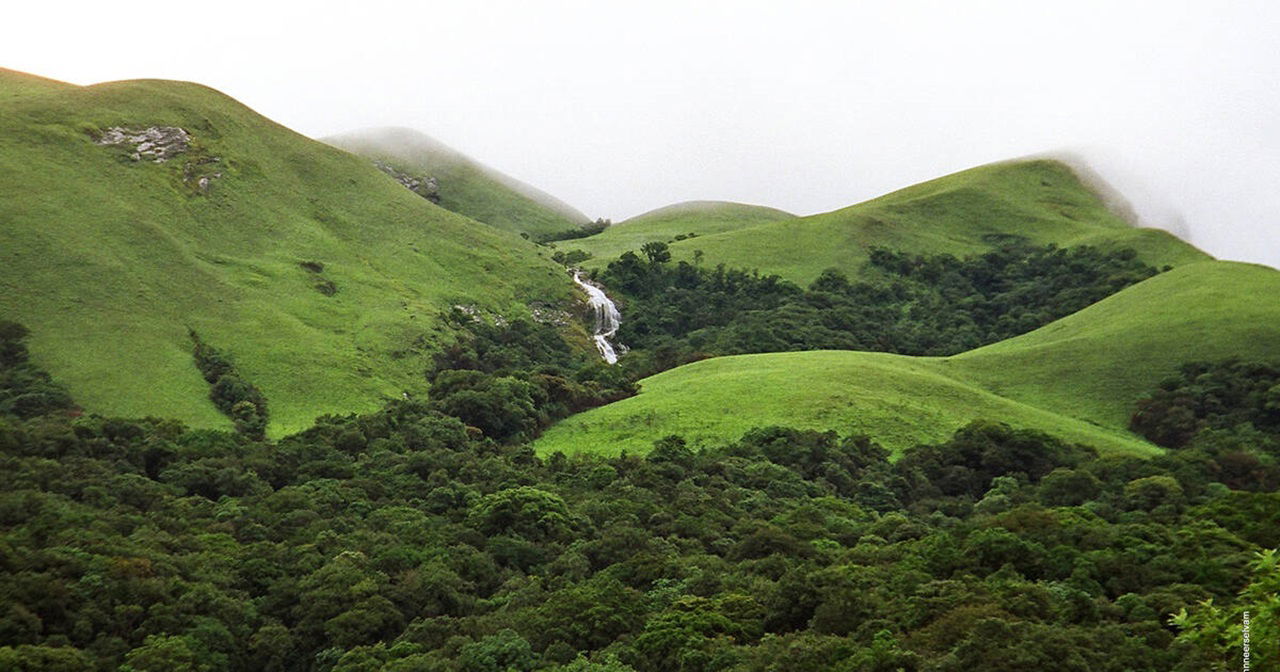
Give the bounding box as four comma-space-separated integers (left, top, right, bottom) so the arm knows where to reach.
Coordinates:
561, 200, 795, 266
0, 68, 75, 102
574, 159, 1209, 283
0, 74, 580, 435
325, 127, 592, 238
533, 260, 1280, 457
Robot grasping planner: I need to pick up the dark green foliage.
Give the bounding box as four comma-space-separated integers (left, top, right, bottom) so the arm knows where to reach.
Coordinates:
0, 321, 75, 420
426, 313, 635, 442
1130, 359, 1280, 491
190, 332, 268, 438
1131, 359, 1280, 448
601, 243, 1160, 377
537, 219, 610, 244
0, 334, 1270, 670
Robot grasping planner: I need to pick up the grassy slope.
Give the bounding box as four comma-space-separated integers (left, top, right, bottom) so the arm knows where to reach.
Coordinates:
945, 261, 1280, 429
579, 160, 1208, 284
0, 68, 75, 102
534, 261, 1280, 457
563, 201, 795, 268
325, 127, 590, 238
0, 77, 575, 435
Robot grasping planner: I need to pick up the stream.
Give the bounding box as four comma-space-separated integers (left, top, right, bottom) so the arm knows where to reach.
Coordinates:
572, 271, 623, 364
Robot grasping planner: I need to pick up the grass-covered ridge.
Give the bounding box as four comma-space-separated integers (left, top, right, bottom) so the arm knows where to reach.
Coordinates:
534, 261, 1280, 457
325, 127, 591, 238
580, 160, 1209, 284
0, 67, 75, 102
564, 200, 795, 267
0, 76, 578, 435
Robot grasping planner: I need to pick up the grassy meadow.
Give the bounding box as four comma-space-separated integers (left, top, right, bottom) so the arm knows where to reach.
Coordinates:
534, 261, 1280, 457
0, 74, 579, 434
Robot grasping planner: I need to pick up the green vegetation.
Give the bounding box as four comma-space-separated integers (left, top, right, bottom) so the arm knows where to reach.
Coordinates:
190, 332, 269, 439
0, 386, 1270, 670
0, 78, 578, 435
1131, 358, 1280, 449
533, 350, 1160, 457
325, 127, 592, 238
947, 261, 1280, 430
596, 241, 1161, 377
536, 261, 1280, 457
578, 160, 1208, 284
565, 201, 795, 269
0, 321, 74, 419
3, 65, 1271, 672
0, 68, 74, 103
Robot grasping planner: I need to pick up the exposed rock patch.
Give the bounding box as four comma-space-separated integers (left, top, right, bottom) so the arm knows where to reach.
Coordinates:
530, 304, 573, 326
374, 160, 440, 203
182, 156, 223, 194
96, 126, 191, 162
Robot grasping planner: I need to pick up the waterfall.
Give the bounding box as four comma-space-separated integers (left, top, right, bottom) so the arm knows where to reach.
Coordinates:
572, 271, 623, 364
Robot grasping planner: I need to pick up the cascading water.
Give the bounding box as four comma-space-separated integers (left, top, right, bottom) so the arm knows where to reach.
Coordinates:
572, 271, 623, 364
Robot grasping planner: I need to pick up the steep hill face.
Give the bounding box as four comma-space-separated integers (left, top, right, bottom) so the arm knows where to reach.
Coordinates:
325, 127, 591, 238
534, 261, 1280, 457
577, 160, 1209, 283
0, 76, 577, 434
562, 200, 795, 265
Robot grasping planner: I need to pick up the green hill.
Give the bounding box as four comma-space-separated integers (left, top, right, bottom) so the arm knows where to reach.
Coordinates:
534, 261, 1280, 457
0, 76, 577, 435
945, 260, 1280, 429
563, 200, 794, 266
0, 68, 75, 102
580, 160, 1209, 283
325, 127, 591, 238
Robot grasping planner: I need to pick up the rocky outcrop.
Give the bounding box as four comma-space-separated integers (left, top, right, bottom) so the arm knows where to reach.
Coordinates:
96, 125, 224, 194
96, 126, 191, 162
374, 160, 440, 203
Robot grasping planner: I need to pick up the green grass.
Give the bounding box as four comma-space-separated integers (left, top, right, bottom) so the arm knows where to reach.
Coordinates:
0, 76, 578, 435
945, 261, 1280, 429
562, 201, 794, 267
534, 261, 1280, 457
579, 160, 1209, 284
0, 68, 75, 103
325, 127, 591, 238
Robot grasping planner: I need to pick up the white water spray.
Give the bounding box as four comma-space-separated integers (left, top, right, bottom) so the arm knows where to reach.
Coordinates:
572, 271, 623, 364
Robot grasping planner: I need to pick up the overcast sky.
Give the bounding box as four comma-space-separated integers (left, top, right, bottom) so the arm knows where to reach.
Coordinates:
6, 1, 1278, 267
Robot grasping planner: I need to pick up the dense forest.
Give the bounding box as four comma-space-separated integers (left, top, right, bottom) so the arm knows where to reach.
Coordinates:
591, 242, 1162, 377
1, 309, 1277, 671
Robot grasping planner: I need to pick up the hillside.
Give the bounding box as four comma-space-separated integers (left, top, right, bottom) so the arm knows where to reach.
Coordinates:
562, 200, 795, 267
576, 160, 1209, 284
945, 260, 1280, 429
534, 261, 1280, 457
325, 127, 591, 238
0, 68, 76, 102
0, 76, 578, 434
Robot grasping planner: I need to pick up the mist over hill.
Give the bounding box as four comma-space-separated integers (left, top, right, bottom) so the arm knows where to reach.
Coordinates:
325, 127, 592, 238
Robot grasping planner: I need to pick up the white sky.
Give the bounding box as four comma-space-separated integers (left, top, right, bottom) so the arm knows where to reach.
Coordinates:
5, 0, 1278, 267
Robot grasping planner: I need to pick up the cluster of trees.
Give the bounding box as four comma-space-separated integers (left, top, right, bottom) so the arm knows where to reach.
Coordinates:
1129, 359, 1280, 491
190, 331, 269, 439
426, 311, 635, 443
596, 242, 1160, 377
0, 337, 1274, 669
0, 321, 74, 420
1131, 359, 1280, 448
537, 219, 611, 245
